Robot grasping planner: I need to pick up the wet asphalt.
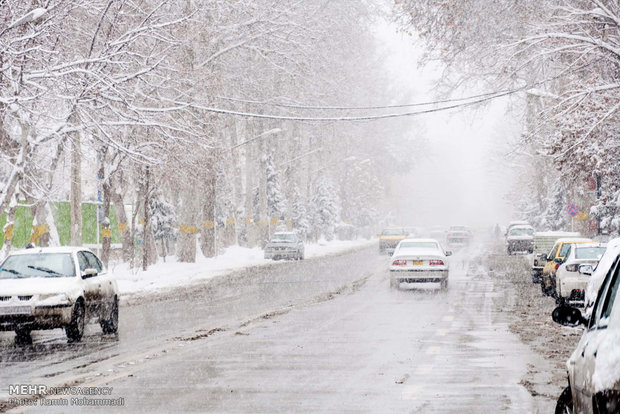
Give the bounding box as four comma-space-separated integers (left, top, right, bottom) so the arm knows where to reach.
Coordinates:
0, 244, 554, 413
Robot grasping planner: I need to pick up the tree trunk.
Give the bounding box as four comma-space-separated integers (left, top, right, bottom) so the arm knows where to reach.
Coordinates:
28, 200, 60, 247
258, 151, 269, 248
70, 133, 82, 246
200, 174, 216, 257
142, 166, 157, 270
101, 176, 112, 267
112, 176, 133, 263
177, 187, 199, 263
241, 120, 255, 247
0, 121, 31, 225
0, 192, 20, 260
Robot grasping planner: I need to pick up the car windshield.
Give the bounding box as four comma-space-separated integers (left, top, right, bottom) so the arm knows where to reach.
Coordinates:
575, 246, 606, 260
382, 229, 404, 235
272, 233, 295, 242
0, 253, 75, 279
399, 241, 438, 249
559, 243, 581, 257
509, 228, 533, 236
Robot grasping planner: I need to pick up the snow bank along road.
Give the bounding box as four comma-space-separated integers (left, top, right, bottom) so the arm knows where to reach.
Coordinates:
0, 243, 556, 412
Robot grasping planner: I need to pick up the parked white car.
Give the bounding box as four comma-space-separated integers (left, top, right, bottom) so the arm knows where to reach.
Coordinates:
0, 247, 119, 343
505, 220, 530, 238
264, 232, 305, 260
556, 243, 606, 307
585, 238, 620, 317
552, 246, 620, 413
389, 239, 451, 289
506, 225, 534, 255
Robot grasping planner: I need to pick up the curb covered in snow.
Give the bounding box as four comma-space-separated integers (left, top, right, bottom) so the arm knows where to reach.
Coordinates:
110, 238, 377, 299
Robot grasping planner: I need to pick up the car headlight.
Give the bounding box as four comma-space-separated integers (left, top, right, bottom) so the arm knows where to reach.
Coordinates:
37, 293, 71, 306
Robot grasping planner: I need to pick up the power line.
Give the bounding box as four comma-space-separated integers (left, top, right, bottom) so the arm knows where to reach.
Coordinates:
165, 86, 525, 122
209, 88, 518, 110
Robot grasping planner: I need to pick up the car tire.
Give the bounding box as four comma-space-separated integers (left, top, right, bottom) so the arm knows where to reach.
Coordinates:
555, 385, 573, 414
100, 297, 119, 334
440, 279, 449, 290
66, 301, 85, 342
541, 281, 549, 296
390, 278, 399, 289
15, 328, 32, 345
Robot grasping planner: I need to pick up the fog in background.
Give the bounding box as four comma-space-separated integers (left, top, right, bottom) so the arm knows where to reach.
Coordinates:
374, 22, 522, 230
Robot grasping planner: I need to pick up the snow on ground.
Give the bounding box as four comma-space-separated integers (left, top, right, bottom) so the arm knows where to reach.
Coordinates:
110, 238, 376, 297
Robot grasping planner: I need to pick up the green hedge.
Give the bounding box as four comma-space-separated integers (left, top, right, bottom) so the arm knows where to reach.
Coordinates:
0, 201, 121, 249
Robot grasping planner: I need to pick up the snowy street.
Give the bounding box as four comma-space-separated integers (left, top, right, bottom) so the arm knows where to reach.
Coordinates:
0, 242, 573, 413
1, 1, 619, 412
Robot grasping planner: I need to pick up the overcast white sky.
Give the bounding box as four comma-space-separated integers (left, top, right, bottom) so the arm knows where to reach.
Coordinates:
373, 20, 522, 230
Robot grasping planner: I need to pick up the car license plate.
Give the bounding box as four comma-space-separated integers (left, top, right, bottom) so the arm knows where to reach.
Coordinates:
412, 260, 423, 266
0, 306, 32, 315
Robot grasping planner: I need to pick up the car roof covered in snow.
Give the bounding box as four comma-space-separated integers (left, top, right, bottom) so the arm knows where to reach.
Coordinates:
586, 238, 620, 314
534, 231, 580, 237
554, 237, 593, 244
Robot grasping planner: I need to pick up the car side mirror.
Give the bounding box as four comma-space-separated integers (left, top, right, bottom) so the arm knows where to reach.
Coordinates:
445, 251, 452, 256
553, 258, 563, 264
579, 264, 593, 275
82, 268, 98, 279
552, 305, 587, 327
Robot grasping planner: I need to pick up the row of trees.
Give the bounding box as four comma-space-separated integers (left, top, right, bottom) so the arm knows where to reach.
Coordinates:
0, 1, 417, 267
395, 0, 620, 232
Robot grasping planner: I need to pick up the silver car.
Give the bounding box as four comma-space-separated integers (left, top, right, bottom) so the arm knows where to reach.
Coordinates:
264, 232, 305, 260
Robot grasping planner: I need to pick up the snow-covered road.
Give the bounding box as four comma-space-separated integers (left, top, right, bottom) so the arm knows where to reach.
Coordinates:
0, 243, 557, 412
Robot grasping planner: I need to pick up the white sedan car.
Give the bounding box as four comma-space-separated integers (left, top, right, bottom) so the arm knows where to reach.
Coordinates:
556, 243, 606, 307
389, 238, 451, 289
0, 247, 119, 344
552, 246, 620, 413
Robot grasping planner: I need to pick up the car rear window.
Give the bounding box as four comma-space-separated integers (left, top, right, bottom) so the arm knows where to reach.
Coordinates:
0, 253, 75, 279
382, 229, 404, 235
399, 242, 438, 249
272, 233, 296, 242
509, 228, 533, 236
575, 246, 606, 260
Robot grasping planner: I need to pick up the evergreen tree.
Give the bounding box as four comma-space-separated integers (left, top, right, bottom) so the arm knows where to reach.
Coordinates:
311, 179, 340, 241
266, 154, 287, 218
291, 186, 310, 239
539, 179, 568, 231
